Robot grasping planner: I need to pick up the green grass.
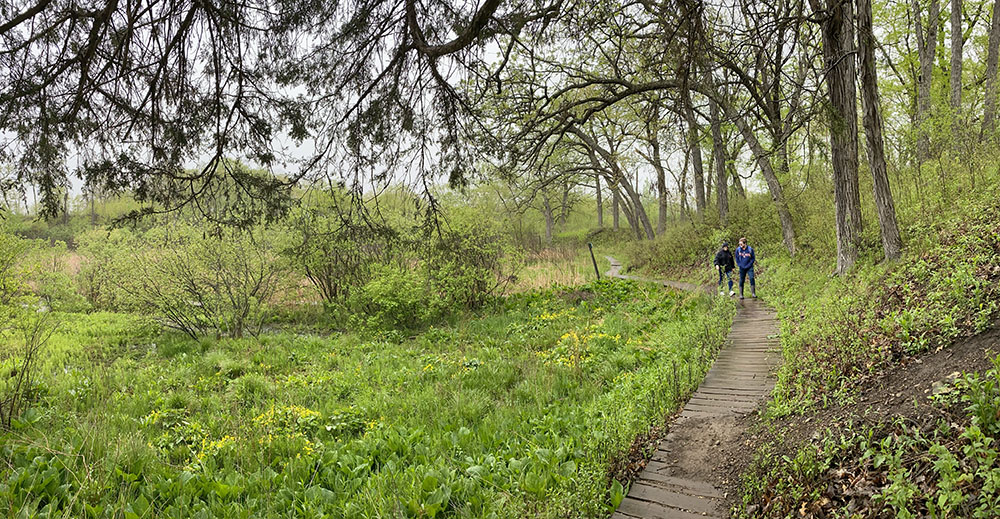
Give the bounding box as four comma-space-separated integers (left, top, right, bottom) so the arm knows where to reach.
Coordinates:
1, 279, 735, 518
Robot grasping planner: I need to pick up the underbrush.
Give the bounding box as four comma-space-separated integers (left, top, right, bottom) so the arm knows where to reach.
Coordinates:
0, 279, 734, 518
737, 355, 1000, 518
763, 195, 1000, 415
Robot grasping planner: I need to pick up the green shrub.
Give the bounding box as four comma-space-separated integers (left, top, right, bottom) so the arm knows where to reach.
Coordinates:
282, 193, 407, 304
349, 263, 435, 330
76, 228, 135, 310
122, 225, 286, 338
0, 232, 56, 430
424, 217, 522, 311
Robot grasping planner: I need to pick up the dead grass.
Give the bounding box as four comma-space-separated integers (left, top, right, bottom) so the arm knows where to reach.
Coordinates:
511, 245, 600, 292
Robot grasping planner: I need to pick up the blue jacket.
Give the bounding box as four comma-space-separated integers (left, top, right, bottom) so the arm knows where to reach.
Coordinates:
735, 245, 755, 270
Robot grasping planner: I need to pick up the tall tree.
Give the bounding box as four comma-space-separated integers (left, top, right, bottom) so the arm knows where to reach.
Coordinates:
682, 86, 707, 217
811, 0, 863, 274
858, 0, 903, 261
596, 175, 604, 227
914, 0, 940, 164
950, 0, 964, 147
709, 98, 729, 226
983, 0, 1000, 140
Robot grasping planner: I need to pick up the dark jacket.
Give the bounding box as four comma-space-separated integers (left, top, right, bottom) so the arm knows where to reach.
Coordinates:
735, 245, 755, 270
714, 248, 735, 272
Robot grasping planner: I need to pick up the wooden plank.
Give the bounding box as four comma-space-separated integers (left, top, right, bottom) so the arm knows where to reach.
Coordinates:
618, 497, 723, 519
637, 473, 724, 498
626, 483, 720, 514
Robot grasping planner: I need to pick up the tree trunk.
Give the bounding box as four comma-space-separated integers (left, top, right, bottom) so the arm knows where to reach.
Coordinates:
813, 0, 863, 274
858, 0, 903, 261
542, 197, 554, 244
729, 112, 797, 255
558, 182, 569, 226
983, 0, 1000, 140
650, 127, 669, 234
705, 146, 712, 205
595, 174, 604, 227
950, 0, 963, 147
573, 126, 656, 239
683, 87, 706, 217
914, 0, 939, 163
710, 99, 729, 226
728, 148, 746, 199
612, 187, 620, 231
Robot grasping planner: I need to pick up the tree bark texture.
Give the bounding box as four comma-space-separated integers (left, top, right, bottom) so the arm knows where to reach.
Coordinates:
914, 0, 939, 163
816, 0, 863, 273
858, 0, 904, 260
950, 0, 963, 147
709, 99, 729, 226
984, 0, 1000, 140
683, 87, 707, 217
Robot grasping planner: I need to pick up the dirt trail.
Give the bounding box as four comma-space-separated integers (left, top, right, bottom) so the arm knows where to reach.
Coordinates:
605, 257, 780, 519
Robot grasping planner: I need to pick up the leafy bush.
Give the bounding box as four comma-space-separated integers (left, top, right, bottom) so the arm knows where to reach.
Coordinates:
348, 263, 435, 330
21, 240, 90, 312
123, 225, 286, 338
282, 195, 406, 304
76, 228, 135, 310
423, 218, 522, 311
0, 232, 56, 430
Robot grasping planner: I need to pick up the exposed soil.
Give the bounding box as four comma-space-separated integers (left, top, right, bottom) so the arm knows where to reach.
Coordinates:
716, 325, 1000, 514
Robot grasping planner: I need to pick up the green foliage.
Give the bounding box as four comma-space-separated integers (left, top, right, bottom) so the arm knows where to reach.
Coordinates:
120, 225, 287, 338
76, 228, 135, 310
282, 193, 405, 304
423, 216, 522, 311
763, 196, 1000, 414
0, 232, 58, 430
349, 263, 436, 330
738, 356, 1000, 518
0, 279, 734, 517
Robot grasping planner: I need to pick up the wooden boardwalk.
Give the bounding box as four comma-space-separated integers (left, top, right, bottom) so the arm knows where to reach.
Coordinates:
606, 258, 780, 519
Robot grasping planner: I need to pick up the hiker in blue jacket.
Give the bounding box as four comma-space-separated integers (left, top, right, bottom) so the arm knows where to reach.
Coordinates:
735, 237, 756, 299
713, 242, 735, 296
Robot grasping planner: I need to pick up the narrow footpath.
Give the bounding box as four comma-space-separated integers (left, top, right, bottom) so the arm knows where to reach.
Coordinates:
606, 257, 780, 519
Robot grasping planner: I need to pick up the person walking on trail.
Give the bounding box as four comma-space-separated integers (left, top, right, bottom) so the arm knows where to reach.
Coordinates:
735, 237, 756, 300
713, 242, 735, 296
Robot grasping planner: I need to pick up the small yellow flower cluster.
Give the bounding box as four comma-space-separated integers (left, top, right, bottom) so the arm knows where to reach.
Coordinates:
423, 363, 434, 372
535, 309, 570, 321
612, 370, 635, 384
196, 435, 237, 461
253, 404, 321, 427
139, 409, 162, 427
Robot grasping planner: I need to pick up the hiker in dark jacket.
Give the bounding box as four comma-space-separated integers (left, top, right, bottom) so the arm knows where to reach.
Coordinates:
713, 243, 735, 296
735, 237, 756, 299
